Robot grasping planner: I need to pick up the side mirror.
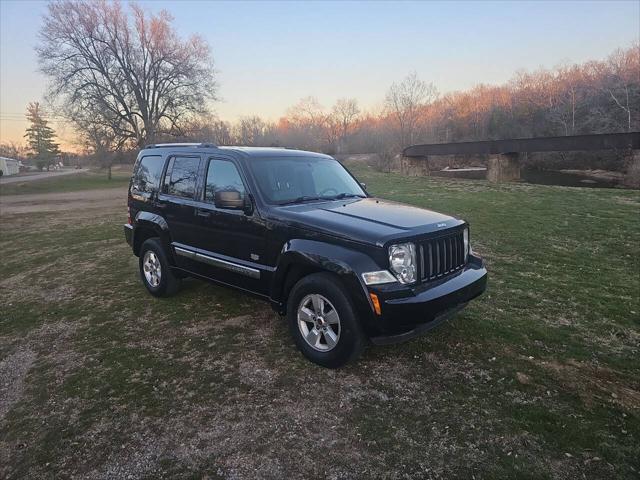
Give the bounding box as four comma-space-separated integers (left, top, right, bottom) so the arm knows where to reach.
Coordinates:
214, 190, 244, 210
360, 182, 367, 191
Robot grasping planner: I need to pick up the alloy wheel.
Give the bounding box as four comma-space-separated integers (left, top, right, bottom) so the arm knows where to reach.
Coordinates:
142, 250, 162, 288
297, 294, 341, 351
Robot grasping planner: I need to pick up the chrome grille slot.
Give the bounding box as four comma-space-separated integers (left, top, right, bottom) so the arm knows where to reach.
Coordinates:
420, 230, 466, 282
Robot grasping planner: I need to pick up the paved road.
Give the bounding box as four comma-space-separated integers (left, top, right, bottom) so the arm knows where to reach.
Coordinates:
0, 169, 89, 185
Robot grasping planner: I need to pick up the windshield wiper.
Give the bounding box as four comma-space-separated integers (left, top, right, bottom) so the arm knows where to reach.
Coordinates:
279, 196, 323, 206
279, 193, 365, 206
331, 193, 366, 200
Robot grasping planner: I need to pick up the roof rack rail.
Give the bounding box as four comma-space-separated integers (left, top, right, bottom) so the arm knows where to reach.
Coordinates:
144, 142, 218, 149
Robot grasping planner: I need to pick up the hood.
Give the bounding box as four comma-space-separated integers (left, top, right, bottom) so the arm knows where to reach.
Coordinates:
274, 197, 463, 246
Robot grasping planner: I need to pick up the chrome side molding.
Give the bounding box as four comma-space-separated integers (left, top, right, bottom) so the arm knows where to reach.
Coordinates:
173, 245, 260, 279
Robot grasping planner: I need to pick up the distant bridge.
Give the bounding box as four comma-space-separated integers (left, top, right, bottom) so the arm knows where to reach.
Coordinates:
402, 132, 640, 183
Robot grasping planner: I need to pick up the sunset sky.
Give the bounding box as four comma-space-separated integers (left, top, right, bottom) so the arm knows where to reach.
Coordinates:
1, 0, 638, 150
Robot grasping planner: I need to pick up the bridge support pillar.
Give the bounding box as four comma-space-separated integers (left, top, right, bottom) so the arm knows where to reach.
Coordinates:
402, 155, 430, 176
623, 150, 640, 188
487, 153, 520, 183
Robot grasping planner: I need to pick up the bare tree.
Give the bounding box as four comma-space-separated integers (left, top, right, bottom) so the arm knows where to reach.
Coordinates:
287, 96, 326, 127
385, 72, 438, 147
206, 119, 235, 146
76, 119, 118, 179
0, 142, 28, 161
376, 147, 396, 174
37, 0, 216, 148
331, 98, 360, 152
236, 116, 268, 146
530, 66, 583, 136
172, 115, 235, 145
600, 46, 640, 131
285, 96, 328, 150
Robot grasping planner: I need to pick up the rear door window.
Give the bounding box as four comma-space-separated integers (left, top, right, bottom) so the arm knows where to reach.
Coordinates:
163, 156, 201, 199
132, 155, 163, 194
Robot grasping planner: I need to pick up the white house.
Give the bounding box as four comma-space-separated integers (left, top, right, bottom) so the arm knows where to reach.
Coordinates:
0, 157, 20, 176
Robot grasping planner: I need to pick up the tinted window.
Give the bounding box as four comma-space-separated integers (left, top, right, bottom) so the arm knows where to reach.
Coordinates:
311, 161, 349, 194
246, 157, 365, 204
164, 156, 200, 198
132, 155, 163, 194
205, 159, 246, 203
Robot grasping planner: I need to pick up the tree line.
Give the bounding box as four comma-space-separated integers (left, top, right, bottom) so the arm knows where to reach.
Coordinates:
193, 45, 638, 158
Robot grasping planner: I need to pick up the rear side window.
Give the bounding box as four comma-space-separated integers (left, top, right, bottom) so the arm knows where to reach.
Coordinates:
205, 159, 246, 203
163, 156, 200, 199
132, 155, 163, 194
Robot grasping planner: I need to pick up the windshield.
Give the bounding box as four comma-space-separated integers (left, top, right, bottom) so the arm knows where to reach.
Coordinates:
246, 156, 366, 205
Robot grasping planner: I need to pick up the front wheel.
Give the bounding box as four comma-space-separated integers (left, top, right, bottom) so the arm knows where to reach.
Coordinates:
287, 273, 366, 368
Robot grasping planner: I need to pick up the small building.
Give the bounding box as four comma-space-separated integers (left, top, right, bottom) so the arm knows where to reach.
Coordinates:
0, 157, 20, 176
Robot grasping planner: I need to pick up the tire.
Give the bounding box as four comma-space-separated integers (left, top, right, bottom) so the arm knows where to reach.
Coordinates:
286, 272, 366, 368
139, 238, 180, 297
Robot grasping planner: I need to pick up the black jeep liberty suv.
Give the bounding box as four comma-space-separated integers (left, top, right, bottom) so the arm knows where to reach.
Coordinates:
124, 143, 487, 367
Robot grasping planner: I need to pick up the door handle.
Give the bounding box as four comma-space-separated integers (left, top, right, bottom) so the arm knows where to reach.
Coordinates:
196, 209, 211, 218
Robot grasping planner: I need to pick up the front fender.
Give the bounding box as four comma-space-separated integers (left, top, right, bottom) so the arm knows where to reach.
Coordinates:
271, 239, 380, 329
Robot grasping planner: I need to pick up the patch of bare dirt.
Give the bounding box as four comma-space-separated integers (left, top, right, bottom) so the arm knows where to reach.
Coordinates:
613, 195, 640, 207
0, 348, 36, 420
0, 319, 85, 477
0, 187, 127, 215
1, 257, 78, 304
593, 326, 640, 357
542, 359, 640, 411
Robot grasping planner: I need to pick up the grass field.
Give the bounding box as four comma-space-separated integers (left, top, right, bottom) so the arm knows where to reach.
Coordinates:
0, 169, 130, 196
1, 165, 638, 479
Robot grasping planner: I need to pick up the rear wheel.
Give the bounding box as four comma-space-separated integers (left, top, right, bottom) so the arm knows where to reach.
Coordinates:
139, 238, 180, 297
287, 273, 365, 368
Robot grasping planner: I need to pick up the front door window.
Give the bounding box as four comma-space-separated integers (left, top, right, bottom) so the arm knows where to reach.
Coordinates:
205, 159, 246, 204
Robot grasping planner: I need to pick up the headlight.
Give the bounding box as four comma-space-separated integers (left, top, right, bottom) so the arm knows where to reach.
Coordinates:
388, 242, 416, 284
463, 227, 469, 262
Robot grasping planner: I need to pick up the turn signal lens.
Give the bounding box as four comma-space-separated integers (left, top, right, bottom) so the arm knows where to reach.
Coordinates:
369, 293, 382, 315
362, 270, 397, 285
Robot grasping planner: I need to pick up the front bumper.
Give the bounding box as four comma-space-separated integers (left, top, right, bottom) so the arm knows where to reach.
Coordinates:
366, 255, 487, 342
370, 303, 467, 345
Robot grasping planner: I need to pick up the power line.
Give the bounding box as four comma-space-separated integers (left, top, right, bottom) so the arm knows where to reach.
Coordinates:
0, 120, 68, 124
0, 115, 66, 118
0, 111, 68, 119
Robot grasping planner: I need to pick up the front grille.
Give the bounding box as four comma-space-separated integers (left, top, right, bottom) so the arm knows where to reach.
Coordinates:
420, 230, 466, 282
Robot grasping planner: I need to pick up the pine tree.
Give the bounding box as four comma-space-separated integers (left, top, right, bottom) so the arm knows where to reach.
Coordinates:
24, 102, 60, 171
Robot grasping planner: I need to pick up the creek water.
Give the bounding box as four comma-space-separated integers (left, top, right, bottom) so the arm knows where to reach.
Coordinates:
431, 168, 624, 188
